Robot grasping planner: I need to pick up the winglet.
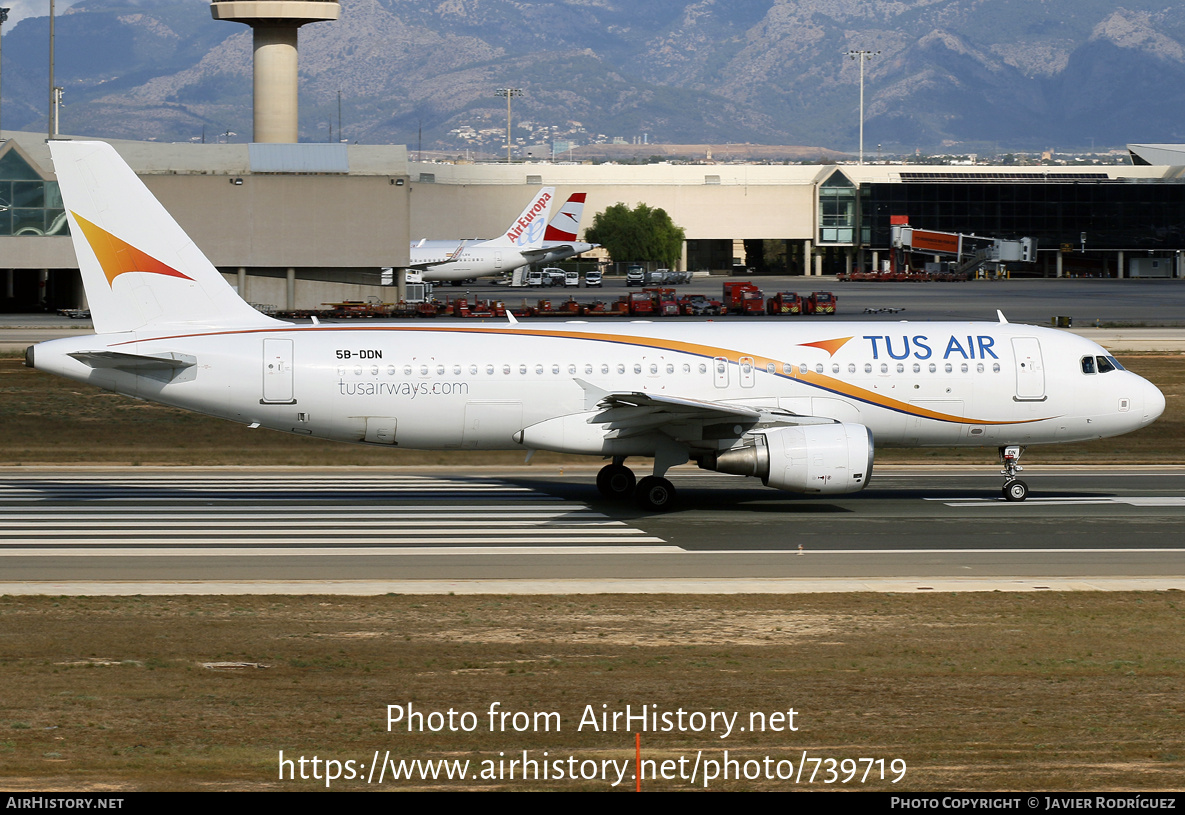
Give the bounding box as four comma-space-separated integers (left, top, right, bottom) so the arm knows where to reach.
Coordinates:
506, 310, 519, 325
997, 309, 1008, 323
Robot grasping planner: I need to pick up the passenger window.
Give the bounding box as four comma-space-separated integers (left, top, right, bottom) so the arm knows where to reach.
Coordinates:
944, 363, 953, 373
767, 363, 776, 374
848, 363, 856, 374
585, 364, 593, 375
617, 364, 626, 375
387, 366, 396, 376
519, 364, 527, 375
420, 365, 429, 376
864, 363, 872, 374
977, 363, 984, 373
666, 364, 674, 374
816, 363, 824, 374
683, 364, 691, 374
896, 363, 904, 374
551, 364, 560, 375
912, 363, 921, 374
1082, 356, 1096, 374
568, 364, 576, 375
960, 363, 968, 373
799, 363, 808, 374
486, 364, 495, 375
502, 364, 511, 375
452, 365, 461, 375
832, 364, 840, 374
371, 365, 380, 376
929, 363, 937, 373
649, 364, 658, 374
535, 364, 544, 375
698, 363, 707, 374
880, 363, 888, 374
993, 363, 1001, 373
404, 365, 413, 376
436, 365, 445, 375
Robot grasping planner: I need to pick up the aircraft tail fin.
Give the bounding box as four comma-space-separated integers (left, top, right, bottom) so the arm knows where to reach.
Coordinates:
543, 193, 586, 242
481, 186, 555, 250
48, 140, 286, 335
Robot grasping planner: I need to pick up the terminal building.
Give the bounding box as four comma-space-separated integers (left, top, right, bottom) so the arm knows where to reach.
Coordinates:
2, 131, 1184, 314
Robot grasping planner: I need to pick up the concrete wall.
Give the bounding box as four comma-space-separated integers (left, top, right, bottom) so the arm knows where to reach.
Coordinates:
147, 174, 411, 268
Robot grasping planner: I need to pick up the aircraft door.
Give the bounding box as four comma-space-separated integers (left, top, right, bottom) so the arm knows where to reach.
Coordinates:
261, 338, 296, 404
713, 356, 729, 388
739, 356, 755, 388
1011, 337, 1046, 401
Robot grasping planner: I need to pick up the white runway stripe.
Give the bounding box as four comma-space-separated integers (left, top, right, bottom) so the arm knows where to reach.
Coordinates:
0, 474, 667, 553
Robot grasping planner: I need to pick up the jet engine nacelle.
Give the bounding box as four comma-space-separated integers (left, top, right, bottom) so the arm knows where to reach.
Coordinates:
703, 423, 874, 495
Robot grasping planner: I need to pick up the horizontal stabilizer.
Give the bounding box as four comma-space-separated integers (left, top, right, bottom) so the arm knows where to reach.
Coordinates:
68, 350, 196, 383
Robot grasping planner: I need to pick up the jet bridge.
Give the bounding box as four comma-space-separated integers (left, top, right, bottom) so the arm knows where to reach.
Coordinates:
891, 222, 1035, 278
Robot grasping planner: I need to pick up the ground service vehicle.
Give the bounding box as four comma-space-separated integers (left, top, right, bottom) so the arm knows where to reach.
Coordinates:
722, 281, 766, 315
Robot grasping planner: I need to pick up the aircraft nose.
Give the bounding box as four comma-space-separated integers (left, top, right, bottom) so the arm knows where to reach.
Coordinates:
1142, 377, 1166, 425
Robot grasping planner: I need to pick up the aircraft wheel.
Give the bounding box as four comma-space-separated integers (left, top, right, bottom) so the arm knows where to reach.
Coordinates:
1003, 479, 1029, 502
596, 464, 636, 499
635, 476, 676, 512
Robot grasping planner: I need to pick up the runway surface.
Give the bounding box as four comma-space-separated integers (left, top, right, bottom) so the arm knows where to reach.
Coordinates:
2, 468, 1184, 594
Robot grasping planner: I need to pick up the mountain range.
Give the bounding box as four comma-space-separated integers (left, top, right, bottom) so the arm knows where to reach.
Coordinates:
3, 0, 1184, 153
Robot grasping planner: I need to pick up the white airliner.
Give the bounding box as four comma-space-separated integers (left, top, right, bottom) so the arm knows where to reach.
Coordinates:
30, 141, 1164, 510
409, 190, 598, 281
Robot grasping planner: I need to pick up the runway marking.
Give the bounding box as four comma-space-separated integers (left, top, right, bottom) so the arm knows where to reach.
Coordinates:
0, 474, 666, 552
0, 546, 681, 557
928, 497, 1185, 507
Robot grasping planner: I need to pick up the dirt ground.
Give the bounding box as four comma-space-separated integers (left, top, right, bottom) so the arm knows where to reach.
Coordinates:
1, 593, 1183, 791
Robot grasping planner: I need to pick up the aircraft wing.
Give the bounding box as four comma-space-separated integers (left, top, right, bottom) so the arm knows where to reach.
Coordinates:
590, 391, 835, 441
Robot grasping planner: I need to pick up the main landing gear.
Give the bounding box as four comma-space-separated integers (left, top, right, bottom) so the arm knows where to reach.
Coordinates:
596, 458, 677, 511
999, 445, 1029, 502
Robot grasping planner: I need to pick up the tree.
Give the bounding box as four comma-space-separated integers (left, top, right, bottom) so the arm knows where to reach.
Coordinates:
585, 202, 685, 268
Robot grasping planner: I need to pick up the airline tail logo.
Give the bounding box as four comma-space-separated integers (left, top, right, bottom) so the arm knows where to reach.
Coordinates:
544, 193, 586, 242
71, 211, 193, 287
505, 191, 553, 245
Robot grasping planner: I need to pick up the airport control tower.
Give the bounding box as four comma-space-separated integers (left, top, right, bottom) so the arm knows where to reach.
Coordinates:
210, 0, 340, 143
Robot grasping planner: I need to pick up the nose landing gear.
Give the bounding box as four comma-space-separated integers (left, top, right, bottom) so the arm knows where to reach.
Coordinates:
1000, 445, 1028, 502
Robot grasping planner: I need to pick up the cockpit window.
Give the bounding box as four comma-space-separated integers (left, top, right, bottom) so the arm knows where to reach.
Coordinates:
1106, 355, 1124, 371
1096, 356, 1116, 374
1081, 356, 1096, 374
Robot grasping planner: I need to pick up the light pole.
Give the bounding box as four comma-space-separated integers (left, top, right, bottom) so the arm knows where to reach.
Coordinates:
0, 8, 8, 138
495, 87, 522, 163
49, 0, 55, 137
847, 49, 879, 164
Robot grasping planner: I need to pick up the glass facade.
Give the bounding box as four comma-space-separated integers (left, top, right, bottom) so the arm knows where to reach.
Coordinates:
0, 147, 68, 237
818, 170, 858, 245
864, 179, 1185, 251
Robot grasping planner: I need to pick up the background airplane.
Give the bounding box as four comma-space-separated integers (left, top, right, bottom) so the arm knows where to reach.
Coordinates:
30, 141, 1165, 510
410, 191, 597, 281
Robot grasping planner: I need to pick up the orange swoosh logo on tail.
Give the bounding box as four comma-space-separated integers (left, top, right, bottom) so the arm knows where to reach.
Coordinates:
71, 211, 193, 287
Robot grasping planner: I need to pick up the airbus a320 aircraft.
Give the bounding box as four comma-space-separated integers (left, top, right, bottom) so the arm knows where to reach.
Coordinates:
30, 141, 1164, 510
410, 190, 598, 281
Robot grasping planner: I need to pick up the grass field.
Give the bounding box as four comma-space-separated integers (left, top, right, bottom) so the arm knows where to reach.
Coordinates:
1, 593, 1183, 791
2, 352, 1182, 466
